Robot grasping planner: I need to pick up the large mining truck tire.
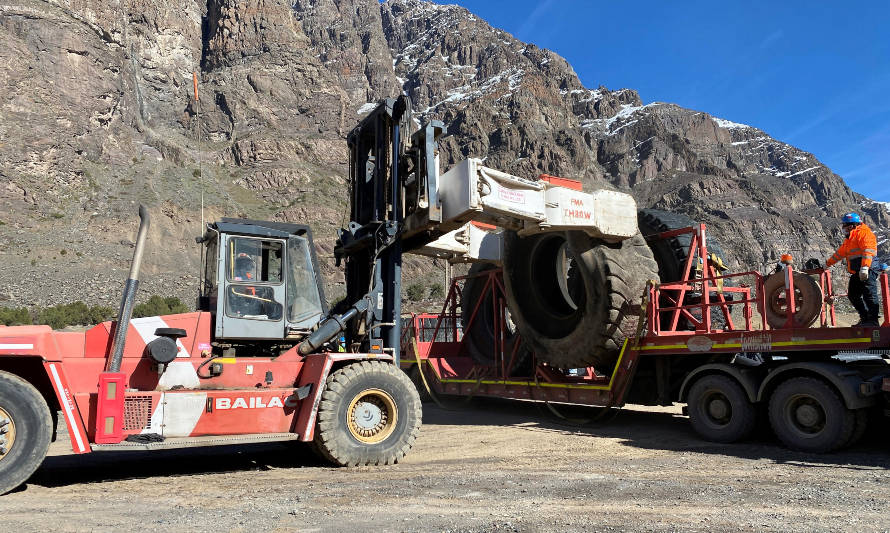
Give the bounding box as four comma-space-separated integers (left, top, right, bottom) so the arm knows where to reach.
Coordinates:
638, 209, 732, 282
461, 263, 530, 369
502, 231, 658, 369
638, 209, 734, 329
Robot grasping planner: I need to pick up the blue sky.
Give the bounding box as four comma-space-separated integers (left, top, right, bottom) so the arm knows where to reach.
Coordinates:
443, 0, 890, 202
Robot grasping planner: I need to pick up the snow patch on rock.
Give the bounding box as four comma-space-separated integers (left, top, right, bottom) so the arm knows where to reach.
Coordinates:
712, 117, 752, 130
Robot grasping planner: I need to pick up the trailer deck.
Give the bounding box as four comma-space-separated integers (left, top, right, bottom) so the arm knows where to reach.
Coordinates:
401, 224, 890, 451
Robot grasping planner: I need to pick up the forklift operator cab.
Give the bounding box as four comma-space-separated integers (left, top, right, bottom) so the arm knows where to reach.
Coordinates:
198, 218, 328, 342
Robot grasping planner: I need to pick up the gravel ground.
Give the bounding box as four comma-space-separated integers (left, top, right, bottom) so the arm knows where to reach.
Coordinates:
4, 399, 890, 532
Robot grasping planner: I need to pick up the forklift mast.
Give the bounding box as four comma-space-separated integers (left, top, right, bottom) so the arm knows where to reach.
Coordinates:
335, 96, 421, 364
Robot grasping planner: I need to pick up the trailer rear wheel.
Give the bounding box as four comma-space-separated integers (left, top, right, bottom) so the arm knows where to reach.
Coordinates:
844, 408, 869, 448
313, 361, 421, 466
768, 377, 854, 453
687, 374, 756, 443
0, 370, 52, 495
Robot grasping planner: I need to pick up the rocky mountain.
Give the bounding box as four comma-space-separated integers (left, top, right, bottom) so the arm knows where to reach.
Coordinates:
0, 0, 887, 310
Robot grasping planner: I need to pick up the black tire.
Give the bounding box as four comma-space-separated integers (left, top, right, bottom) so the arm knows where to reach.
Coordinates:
762, 271, 822, 329
638, 209, 734, 330
313, 361, 421, 466
461, 263, 529, 369
768, 377, 854, 453
407, 364, 433, 404
638, 209, 732, 282
687, 374, 757, 443
503, 230, 658, 369
0, 370, 52, 495
845, 408, 869, 448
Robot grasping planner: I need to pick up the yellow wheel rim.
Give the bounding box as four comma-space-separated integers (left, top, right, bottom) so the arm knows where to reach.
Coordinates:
0, 406, 15, 463
346, 388, 398, 444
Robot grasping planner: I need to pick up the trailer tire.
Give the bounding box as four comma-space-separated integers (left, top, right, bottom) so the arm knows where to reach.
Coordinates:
461, 263, 530, 369
845, 408, 869, 448
407, 364, 433, 403
768, 377, 854, 453
0, 370, 52, 495
762, 271, 822, 329
687, 374, 756, 443
313, 361, 421, 466
503, 231, 658, 369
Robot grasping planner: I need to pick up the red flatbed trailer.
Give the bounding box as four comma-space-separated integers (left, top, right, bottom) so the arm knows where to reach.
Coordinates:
403, 225, 890, 453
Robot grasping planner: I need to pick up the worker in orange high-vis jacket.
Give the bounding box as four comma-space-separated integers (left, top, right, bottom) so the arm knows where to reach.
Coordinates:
825, 213, 880, 326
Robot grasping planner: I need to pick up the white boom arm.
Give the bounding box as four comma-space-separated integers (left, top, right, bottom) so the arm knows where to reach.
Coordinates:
408, 158, 638, 262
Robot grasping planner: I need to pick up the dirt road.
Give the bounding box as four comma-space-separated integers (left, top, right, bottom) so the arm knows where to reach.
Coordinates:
5, 399, 889, 532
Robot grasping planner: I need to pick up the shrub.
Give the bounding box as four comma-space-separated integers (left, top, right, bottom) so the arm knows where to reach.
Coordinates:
133, 295, 190, 318
406, 283, 426, 302
34, 302, 114, 329
429, 284, 444, 299
0, 307, 31, 326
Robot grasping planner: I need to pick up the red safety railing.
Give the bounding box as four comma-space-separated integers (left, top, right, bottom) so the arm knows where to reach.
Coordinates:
401, 267, 524, 376
647, 224, 759, 335
647, 223, 890, 334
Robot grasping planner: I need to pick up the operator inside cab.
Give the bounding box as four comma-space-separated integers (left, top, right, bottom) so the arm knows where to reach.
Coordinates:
230, 252, 263, 317
227, 244, 283, 321
825, 212, 881, 327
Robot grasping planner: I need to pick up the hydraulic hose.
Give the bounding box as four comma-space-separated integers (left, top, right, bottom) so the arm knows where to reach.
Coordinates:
298, 299, 369, 355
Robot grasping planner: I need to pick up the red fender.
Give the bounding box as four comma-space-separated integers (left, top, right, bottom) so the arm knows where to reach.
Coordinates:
43, 361, 91, 454
294, 353, 393, 442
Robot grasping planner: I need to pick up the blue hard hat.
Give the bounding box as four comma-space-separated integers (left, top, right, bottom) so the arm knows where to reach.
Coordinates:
841, 212, 861, 224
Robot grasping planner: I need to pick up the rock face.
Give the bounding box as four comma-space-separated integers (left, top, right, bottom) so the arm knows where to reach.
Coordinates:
0, 0, 886, 310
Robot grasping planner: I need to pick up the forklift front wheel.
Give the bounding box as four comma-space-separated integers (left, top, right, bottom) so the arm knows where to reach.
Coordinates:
687, 374, 757, 443
313, 361, 422, 466
0, 370, 52, 495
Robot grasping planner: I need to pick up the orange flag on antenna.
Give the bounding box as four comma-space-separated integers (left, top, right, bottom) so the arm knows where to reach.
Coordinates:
193, 72, 199, 102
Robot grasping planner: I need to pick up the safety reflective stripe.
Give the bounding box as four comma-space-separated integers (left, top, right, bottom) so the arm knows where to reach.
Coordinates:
639, 337, 872, 352
48, 364, 87, 453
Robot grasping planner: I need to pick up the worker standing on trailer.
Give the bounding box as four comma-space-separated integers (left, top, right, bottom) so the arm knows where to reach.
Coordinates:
825, 213, 880, 326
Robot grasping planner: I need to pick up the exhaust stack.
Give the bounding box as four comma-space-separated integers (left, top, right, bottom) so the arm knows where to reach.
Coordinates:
106, 205, 151, 372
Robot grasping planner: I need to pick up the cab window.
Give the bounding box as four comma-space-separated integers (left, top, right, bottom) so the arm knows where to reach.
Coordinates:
225, 237, 284, 321
287, 237, 324, 323
227, 238, 283, 283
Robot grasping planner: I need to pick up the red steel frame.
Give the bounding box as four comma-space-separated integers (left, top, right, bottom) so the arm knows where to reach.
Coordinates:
402, 225, 890, 409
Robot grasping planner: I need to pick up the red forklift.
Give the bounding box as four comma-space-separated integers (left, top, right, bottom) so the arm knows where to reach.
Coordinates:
0, 97, 432, 495
403, 220, 890, 453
